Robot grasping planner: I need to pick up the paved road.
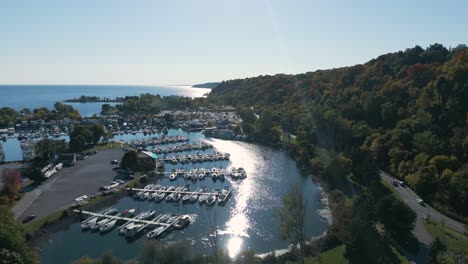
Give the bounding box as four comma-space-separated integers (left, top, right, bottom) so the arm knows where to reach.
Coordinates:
380, 171, 466, 245
13, 148, 125, 221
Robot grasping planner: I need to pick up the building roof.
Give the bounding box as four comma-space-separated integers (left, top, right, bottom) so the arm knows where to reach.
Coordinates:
141, 151, 158, 159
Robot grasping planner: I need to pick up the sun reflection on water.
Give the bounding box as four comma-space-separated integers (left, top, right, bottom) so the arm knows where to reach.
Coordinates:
206, 139, 261, 258
227, 236, 244, 258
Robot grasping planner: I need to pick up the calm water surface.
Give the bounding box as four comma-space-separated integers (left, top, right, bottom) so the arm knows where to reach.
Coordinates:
0, 85, 210, 161
40, 131, 330, 263
0, 85, 210, 116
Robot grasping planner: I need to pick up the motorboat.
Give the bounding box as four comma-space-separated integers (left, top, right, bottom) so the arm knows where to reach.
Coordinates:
147, 226, 166, 239
81, 217, 97, 230
172, 192, 182, 202
119, 223, 134, 235
120, 208, 136, 217
169, 173, 177, 181
136, 210, 156, 220
140, 192, 150, 200
165, 193, 174, 202
205, 195, 216, 206
154, 192, 166, 202
125, 224, 144, 238
100, 219, 117, 233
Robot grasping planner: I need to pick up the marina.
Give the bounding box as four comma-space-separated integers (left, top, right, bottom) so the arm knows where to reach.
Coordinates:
161, 152, 230, 165
158, 167, 247, 181
125, 135, 189, 148
151, 141, 213, 154
128, 184, 232, 205
76, 208, 192, 239
36, 131, 329, 263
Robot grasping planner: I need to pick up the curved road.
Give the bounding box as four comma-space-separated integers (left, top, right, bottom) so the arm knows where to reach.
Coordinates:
380, 171, 465, 245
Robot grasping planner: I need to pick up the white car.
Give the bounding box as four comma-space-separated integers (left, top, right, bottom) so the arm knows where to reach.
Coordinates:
416, 198, 424, 205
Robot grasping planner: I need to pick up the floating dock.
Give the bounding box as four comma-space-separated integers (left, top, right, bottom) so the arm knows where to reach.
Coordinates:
74, 209, 172, 227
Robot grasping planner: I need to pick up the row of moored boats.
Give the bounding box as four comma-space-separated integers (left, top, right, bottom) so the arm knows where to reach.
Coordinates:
169, 167, 247, 181
80, 207, 191, 239
152, 142, 213, 154
132, 184, 232, 206
163, 152, 230, 165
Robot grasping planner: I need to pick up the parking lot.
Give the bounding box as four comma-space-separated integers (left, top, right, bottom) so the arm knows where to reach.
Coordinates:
13, 148, 125, 221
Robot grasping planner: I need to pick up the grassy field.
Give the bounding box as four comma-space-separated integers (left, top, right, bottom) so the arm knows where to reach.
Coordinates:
305, 245, 349, 264
303, 244, 408, 264
23, 209, 66, 236
91, 141, 122, 151
424, 219, 468, 258
381, 180, 403, 201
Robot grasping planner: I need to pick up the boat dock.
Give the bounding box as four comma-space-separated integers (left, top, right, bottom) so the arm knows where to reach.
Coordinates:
74, 209, 172, 227
75, 208, 192, 240
127, 187, 217, 196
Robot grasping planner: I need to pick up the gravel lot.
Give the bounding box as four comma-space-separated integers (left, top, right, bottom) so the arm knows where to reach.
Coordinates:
14, 148, 125, 221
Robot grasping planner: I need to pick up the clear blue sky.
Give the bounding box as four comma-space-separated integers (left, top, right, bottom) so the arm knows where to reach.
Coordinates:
1, 0, 467, 85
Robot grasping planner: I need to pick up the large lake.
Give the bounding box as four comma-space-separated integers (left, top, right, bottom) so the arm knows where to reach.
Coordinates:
39, 131, 331, 263
0, 85, 210, 162
0, 85, 210, 117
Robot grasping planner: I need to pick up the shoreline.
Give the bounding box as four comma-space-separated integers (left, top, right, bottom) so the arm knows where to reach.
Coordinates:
27, 191, 127, 252
26, 140, 335, 260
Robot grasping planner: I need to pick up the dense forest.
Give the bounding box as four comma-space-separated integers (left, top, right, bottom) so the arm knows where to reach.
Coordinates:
208, 44, 468, 218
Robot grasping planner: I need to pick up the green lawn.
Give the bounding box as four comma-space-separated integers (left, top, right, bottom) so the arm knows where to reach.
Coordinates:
303, 244, 409, 264
381, 180, 403, 201
305, 245, 349, 264
424, 219, 468, 258
23, 209, 66, 236
91, 141, 122, 151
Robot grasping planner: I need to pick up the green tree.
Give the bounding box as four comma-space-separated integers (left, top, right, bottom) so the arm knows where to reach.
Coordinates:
1, 169, 22, 202
69, 135, 87, 153
34, 139, 68, 164
429, 237, 447, 264
275, 185, 306, 264
21, 167, 45, 183
121, 151, 138, 170
0, 206, 39, 264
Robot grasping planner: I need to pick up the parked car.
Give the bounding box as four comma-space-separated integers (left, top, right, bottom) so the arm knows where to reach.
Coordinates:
111, 160, 119, 165
399, 181, 405, 187
416, 198, 424, 205
22, 215, 36, 223
392, 181, 398, 187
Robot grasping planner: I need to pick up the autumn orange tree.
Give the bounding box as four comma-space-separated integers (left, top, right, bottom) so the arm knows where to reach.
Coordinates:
1, 169, 23, 203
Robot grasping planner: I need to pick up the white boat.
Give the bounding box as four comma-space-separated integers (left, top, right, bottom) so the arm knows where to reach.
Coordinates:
147, 226, 166, 239
165, 193, 174, 202
119, 223, 134, 235
199, 193, 209, 204
140, 192, 150, 200
136, 210, 156, 220
154, 192, 166, 202
169, 173, 177, 181
158, 214, 171, 223
205, 195, 216, 206
100, 219, 117, 233
125, 224, 144, 238
166, 186, 175, 192
198, 173, 205, 180
92, 218, 112, 231
81, 217, 97, 230
172, 192, 182, 202
148, 192, 158, 201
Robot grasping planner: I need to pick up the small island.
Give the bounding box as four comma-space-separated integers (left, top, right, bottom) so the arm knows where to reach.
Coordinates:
64, 95, 125, 103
